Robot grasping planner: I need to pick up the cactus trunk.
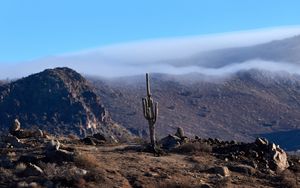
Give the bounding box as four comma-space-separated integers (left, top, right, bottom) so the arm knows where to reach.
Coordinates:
142, 73, 159, 152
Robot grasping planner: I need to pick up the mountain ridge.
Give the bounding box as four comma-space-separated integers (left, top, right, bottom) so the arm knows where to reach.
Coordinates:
0, 67, 131, 140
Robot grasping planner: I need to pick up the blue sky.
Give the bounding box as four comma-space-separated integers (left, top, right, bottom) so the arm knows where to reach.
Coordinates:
1, 0, 300, 62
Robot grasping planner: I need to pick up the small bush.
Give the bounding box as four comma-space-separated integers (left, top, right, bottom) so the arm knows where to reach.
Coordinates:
280, 170, 298, 188
174, 142, 212, 154
158, 183, 193, 188
68, 134, 79, 140
74, 153, 99, 169
15, 163, 26, 173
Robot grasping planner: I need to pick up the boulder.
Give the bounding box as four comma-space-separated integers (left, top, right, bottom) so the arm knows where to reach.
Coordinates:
2, 135, 23, 148
175, 127, 185, 138
9, 118, 21, 134
267, 143, 289, 171
46, 139, 61, 151
208, 166, 230, 177
22, 163, 43, 177
93, 133, 107, 141
228, 164, 256, 175
45, 149, 74, 163
159, 135, 181, 150
255, 137, 268, 147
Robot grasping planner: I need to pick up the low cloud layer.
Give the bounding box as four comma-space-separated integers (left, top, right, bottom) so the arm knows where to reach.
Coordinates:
1, 26, 300, 79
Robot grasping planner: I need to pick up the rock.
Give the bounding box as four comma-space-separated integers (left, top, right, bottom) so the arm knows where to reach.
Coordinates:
28, 182, 39, 188
255, 137, 268, 146
159, 135, 181, 150
108, 135, 118, 143
228, 164, 256, 175
93, 133, 107, 141
17, 181, 29, 188
46, 139, 60, 151
267, 144, 289, 171
10, 118, 21, 134
2, 135, 23, 148
22, 163, 43, 176
175, 127, 185, 138
208, 166, 230, 177
45, 149, 74, 163
13, 129, 43, 139
82, 137, 96, 145
200, 184, 212, 188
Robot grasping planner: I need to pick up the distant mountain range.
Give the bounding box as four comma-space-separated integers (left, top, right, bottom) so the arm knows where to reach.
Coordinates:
89, 70, 300, 151
1, 35, 300, 150
165, 35, 300, 68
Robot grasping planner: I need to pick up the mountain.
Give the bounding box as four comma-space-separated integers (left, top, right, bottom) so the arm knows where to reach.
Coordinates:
89, 70, 300, 151
170, 35, 300, 68
0, 67, 131, 139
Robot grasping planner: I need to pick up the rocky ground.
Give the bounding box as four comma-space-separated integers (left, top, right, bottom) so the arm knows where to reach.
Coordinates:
0, 126, 299, 188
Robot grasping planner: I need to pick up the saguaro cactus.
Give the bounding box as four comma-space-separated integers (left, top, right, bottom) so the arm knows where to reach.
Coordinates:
142, 73, 158, 150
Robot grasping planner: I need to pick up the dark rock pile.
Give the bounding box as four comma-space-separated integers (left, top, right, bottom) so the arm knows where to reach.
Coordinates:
206, 137, 289, 172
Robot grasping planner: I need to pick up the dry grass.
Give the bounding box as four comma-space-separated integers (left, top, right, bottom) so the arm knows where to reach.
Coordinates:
279, 169, 299, 188
74, 153, 100, 169
174, 142, 212, 154
15, 163, 26, 173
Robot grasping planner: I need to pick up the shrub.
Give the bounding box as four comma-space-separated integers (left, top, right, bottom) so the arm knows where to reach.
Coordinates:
74, 153, 99, 169
174, 142, 212, 154
280, 170, 298, 188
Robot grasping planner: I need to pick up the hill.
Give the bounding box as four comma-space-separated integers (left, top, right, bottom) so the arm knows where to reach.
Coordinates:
167, 35, 300, 68
89, 70, 300, 151
0, 67, 131, 140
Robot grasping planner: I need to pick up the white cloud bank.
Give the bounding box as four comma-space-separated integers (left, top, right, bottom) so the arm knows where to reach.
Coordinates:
1, 26, 300, 79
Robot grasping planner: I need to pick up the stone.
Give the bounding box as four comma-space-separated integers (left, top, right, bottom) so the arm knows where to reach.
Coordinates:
109, 135, 118, 143
255, 137, 268, 146
81, 137, 96, 145
45, 149, 74, 163
175, 127, 185, 138
17, 181, 29, 188
93, 133, 106, 141
200, 184, 212, 188
10, 118, 21, 134
159, 134, 181, 150
46, 139, 60, 151
209, 166, 230, 177
22, 163, 43, 176
2, 135, 23, 148
228, 164, 256, 175
267, 144, 289, 171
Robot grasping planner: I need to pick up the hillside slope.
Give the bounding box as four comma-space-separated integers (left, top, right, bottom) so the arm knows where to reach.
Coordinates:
0, 67, 130, 139
90, 70, 300, 150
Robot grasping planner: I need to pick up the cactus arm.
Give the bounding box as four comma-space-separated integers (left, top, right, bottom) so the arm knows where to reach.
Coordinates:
146, 73, 151, 97
142, 98, 147, 119
154, 102, 158, 123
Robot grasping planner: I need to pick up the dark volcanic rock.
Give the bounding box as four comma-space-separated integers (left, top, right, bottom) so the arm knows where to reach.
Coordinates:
0, 67, 131, 140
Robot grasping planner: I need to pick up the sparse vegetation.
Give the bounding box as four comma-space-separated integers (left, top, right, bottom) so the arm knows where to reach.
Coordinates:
279, 169, 299, 188
74, 153, 100, 169
174, 142, 212, 154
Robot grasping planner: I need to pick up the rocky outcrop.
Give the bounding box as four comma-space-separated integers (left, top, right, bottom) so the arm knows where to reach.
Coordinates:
212, 137, 289, 172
